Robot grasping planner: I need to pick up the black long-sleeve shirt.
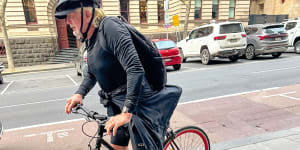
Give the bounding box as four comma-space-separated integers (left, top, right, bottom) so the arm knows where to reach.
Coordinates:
75, 17, 145, 113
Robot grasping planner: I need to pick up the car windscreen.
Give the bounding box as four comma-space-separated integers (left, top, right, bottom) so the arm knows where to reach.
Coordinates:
220, 23, 243, 34
263, 25, 286, 34
154, 40, 176, 50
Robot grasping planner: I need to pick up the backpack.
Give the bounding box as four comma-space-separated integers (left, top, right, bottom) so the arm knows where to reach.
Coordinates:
102, 16, 167, 91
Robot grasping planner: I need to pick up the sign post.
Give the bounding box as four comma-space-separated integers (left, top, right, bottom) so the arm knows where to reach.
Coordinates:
164, 0, 169, 39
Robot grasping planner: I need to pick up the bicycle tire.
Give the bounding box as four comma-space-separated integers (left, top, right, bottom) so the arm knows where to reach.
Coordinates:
163, 126, 210, 150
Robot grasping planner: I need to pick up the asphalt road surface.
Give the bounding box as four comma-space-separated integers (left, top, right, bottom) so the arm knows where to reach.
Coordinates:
1, 52, 300, 130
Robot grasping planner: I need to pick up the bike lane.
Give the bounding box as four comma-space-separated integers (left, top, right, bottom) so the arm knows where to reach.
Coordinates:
1, 84, 300, 149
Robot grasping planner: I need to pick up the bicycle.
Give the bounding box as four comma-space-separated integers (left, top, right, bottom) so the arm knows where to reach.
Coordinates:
72, 104, 210, 150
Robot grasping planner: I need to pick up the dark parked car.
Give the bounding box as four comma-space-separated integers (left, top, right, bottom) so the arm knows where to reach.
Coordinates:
152, 39, 182, 70
0, 62, 4, 84
75, 45, 88, 78
243, 24, 288, 59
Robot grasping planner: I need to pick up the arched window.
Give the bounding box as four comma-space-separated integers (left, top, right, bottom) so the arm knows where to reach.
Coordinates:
229, 0, 236, 19
212, 0, 219, 19
22, 0, 38, 24
120, 0, 129, 22
140, 0, 148, 24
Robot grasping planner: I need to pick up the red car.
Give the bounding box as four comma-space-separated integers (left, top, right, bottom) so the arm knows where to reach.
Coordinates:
152, 39, 182, 70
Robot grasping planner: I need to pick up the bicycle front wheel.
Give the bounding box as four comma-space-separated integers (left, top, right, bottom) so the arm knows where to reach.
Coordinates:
164, 126, 210, 150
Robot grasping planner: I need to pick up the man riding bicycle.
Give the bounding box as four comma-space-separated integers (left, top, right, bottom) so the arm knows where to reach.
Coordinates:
55, 0, 182, 149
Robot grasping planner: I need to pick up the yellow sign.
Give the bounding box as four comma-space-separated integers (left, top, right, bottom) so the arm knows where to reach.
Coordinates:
173, 15, 179, 26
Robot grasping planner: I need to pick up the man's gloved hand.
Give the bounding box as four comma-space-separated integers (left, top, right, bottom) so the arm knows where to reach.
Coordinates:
65, 94, 83, 114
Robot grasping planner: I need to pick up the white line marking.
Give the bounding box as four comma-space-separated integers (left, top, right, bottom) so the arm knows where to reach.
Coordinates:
263, 91, 296, 98
4, 87, 281, 132
182, 67, 199, 70
0, 95, 94, 109
3, 85, 76, 95
252, 66, 300, 74
178, 87, 280, 105
24, 128, 75, 143
1, 81, 14, 95
6, 74, 69, 82
263, 91, 300, 101
66, 75, 78, 86
6, 119, 84, 132
5, 68, 74, 77
0, 98, 66, 109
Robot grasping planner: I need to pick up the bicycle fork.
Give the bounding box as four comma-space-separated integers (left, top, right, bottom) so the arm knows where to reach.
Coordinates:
166, 129, 180, 150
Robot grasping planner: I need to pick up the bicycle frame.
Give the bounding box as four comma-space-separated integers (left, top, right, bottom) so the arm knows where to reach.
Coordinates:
164, 128, 180, 150
72, 104, 115, 150
93, 123, 114, 150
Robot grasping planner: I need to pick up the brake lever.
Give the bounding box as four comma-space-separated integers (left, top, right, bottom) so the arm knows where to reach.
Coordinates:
71, 103, 83, 114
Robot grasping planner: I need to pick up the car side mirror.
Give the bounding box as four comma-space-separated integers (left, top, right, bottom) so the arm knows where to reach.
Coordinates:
186, 37, 189, 42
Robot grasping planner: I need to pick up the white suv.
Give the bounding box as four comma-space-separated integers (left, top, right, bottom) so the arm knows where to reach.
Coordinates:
284, 20, 300, 53
177, 22, 247, 64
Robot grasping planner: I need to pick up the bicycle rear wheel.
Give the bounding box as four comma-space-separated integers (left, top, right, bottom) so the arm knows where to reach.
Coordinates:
164, 126, 210, 150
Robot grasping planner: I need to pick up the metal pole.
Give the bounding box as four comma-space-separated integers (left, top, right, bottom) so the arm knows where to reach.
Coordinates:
167, 26, 169, 39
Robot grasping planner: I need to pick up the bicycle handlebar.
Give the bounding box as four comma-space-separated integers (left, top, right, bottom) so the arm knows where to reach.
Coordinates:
72, 104, 107, 121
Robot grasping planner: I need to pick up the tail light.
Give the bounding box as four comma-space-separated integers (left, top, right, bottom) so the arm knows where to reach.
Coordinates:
241, 34, 247, 37
214, 35, 227, 40
257, 35, 271, 40
84, 56, 88, 63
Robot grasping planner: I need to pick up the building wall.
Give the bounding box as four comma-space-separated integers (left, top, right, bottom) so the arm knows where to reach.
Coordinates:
250, 0, 300, 19
0, 0, 251, 66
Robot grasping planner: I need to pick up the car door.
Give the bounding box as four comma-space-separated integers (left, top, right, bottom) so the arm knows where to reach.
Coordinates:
187, 28, 206, 55
285, 22, 298, 46
184, 29, 198, 55
196, 27, 212, 52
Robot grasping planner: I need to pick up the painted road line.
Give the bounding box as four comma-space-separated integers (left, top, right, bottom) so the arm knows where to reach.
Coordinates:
5, 68, 74, 77
263, 91, 300, 101
6, 119, 84, 132
1, 81, 14, 95
6, 74, 69, 82
0, 98, 66, 109
4, 85, 76, 95
66, 75, 78, 86
178, 87, 280, 105
252, 66, 300, 74
0, 95, 94, 109
24, 128, 75, 143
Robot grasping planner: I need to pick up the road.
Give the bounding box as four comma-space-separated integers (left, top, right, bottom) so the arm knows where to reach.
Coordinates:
0, 52, 300, 130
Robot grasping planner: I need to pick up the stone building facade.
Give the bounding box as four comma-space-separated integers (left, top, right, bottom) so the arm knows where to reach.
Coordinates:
0, 0, 250, 67
250, 0, 300, 19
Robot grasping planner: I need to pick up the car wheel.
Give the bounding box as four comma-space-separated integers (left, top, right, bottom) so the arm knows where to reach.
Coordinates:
200, 48, 210, 65
179, 48, 187, 63
0, 73, 3, 84
245, 45, 255, 60
229, 55, 239, 62
295, 40, 300, 54
272, 52, 282, 58
173, 64, 181, 70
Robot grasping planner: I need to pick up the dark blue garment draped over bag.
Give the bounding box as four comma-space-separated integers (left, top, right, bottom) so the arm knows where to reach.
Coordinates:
108, 83, 182, 150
